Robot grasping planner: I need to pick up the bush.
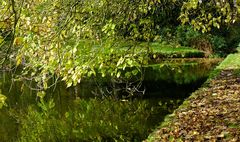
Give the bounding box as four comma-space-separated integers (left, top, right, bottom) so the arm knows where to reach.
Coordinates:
210, 35, 227, 56
176, 25, 201, 47
176, 25, 213, 56
223, 24, 240, 52
175, 25, 236, 56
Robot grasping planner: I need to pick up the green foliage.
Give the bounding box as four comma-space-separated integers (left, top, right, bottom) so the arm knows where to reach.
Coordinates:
224, 24, 240, 49
180, 0, 240, 32
62, 0, 184, 41
1, 0, 238, 98
175, 25, 232, 56
175, 25, 214, 56
0, 93, 7, 109
176, 25, 201, 46
210, 35, 227, 54
1, 0, 160, 92
0, 84, 7, 109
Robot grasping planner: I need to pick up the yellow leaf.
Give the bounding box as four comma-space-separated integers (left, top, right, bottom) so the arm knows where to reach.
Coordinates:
16, 54, 22, 66
0, 36, 3, 43
0, 94, 7, 109
37, 91, 46, 99
14, 37, 23, 45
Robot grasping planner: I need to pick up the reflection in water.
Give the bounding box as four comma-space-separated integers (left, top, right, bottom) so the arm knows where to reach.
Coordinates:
145, 58, 222, 84
0, 59, 220, 141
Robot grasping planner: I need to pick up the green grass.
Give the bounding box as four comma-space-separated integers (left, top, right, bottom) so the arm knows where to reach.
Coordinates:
150, 43, 199, 52
216, 53, 240, 70
114, 41, 205, 58
149, 42, 205, 58
204, 53, 240, 86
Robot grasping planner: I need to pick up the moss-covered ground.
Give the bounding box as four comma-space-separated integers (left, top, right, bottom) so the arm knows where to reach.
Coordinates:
145, 52, 240, 142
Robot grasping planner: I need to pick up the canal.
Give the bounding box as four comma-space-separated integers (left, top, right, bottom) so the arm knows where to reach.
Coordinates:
0, 58, 220, 141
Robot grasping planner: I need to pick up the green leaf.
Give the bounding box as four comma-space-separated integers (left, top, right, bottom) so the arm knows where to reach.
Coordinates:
125, 72, 131, 78
116, 71, 121, 78
48, 99, 55, 109
0, 94, 7, 109
67, 80, 73, 88
132, 69, 138, 76
37, 91, 46, 99
117, 57, 124, 67
43, 81, 48, 90
16, 54, 22, 66
65, 112, 70, 118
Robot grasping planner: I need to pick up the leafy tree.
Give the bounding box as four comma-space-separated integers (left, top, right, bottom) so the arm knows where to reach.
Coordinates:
57, 0, 185, 41
5, 0, 237, 97
0, 0, 187, 96
179, 0, 240, 33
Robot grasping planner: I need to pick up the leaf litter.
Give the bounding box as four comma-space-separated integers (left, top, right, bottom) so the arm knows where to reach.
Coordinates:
146, 70, 240, 142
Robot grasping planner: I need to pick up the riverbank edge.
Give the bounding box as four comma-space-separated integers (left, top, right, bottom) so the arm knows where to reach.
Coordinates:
145, 51, 240, 142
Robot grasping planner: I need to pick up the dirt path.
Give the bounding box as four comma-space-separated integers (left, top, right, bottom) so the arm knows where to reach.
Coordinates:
146, 70, 240, 142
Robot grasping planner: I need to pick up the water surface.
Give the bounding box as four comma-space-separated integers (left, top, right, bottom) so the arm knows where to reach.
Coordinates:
0, 58, 221, 141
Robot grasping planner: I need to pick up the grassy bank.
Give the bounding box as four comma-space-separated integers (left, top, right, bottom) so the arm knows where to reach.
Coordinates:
145, 52, 240, 142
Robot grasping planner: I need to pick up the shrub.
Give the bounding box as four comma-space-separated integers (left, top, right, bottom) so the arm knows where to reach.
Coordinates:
210, 35, 227, 56
224, 24, 240, 51
175, 25, 236, 56
176, 25, 201, 47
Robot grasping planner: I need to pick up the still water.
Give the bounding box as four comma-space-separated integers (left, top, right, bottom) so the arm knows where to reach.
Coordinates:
0, 59, 220, 141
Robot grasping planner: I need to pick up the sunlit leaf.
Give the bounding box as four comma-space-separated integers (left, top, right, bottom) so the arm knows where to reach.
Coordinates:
0, 94, 7, 109
37, 91, 46, 99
